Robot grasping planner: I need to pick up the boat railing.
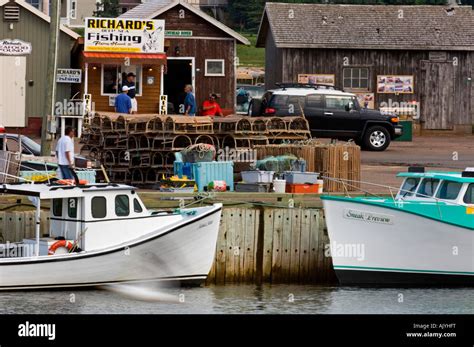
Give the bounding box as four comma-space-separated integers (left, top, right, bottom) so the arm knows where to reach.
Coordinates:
321, 176, 465, 220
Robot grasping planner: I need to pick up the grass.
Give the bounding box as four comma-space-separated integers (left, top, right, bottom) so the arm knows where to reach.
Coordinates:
236, 33, 265, 68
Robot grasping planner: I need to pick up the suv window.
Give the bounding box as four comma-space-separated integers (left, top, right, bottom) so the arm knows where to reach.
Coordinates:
325, 95, 353, 110
269, 95, 288, 107
306, 94, 324, 107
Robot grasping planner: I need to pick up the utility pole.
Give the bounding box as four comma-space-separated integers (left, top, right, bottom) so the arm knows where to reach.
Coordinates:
41, 0, 60, 156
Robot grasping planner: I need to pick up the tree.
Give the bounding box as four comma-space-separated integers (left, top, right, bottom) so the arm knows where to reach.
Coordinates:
93, 0, 120, 18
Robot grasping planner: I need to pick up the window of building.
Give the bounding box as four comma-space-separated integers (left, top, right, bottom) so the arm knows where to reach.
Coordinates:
52, 199, 63, 217
436, 181, 462, 200
343, 67, 369, 91
68, 198, 78, 218
134, 198, 143, 213
205, 59, 225, 77
115, 195, 130, 217
101, 65, 141, 96
91, 197, 107, 218
325, 95, 353, 110
416, 178, 440, 198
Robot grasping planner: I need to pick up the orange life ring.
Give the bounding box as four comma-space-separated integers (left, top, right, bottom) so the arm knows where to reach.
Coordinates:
48, 240, 74, 255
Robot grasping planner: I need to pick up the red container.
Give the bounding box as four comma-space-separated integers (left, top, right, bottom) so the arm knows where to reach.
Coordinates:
285, 183, 319, 194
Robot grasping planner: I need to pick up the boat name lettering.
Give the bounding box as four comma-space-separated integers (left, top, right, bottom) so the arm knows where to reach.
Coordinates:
343, 209, 393, 225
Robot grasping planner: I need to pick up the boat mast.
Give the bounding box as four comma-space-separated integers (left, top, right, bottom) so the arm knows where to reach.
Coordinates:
35, 200, 41, 257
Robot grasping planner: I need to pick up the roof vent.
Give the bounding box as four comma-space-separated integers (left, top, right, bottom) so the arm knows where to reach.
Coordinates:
4, 4, 20, 22
462, 170, 474, 177
408, 166, 425, 173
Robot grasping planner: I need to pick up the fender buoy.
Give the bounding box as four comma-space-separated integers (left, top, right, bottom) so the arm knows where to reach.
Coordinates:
48, 240, 74, 255
57, 179, 88, 186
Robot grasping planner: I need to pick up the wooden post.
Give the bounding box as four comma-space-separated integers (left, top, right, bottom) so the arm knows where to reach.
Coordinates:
41, 0, 60, 156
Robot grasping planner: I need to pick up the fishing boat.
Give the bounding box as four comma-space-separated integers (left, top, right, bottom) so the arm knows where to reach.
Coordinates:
321, 167, 474, 285
0, 182, 222, 290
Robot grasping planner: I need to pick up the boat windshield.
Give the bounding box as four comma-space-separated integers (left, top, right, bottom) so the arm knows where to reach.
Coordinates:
399, 177, 420, 197
416, 178, 440, 198
436, 180, 463, 200
463, 184, 474, 204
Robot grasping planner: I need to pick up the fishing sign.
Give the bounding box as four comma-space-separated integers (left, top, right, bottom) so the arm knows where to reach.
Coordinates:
84, 18, 165, 53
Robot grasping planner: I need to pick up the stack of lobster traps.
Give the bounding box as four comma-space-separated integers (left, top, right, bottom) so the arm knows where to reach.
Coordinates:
80, 112, 311, 185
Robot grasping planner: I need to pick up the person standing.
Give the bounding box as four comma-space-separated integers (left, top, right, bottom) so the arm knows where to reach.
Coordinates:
202, 93, 224, 117
123, 72, 138, 114
56, 127, 75, 180
184, 84, 196, 116
115, 86, 132, 114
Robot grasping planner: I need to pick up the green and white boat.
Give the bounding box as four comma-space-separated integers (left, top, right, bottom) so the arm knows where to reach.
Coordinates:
321, 168, 474, 285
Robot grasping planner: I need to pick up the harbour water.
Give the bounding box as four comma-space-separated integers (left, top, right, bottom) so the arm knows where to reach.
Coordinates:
1, 285, 473, 314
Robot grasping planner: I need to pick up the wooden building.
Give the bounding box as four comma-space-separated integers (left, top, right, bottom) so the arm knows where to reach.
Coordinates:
119, 0, 249, 115
257, 3, 474, 133
0, 0, 79, 134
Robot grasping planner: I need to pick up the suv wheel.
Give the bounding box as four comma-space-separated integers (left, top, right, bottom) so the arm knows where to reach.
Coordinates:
363, 126, 390, 151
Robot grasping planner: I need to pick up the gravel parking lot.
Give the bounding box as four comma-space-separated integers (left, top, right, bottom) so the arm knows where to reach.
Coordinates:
360, 135, 474, 192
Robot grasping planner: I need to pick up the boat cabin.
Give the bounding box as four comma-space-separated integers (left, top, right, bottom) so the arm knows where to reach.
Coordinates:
0, 183, 182, 257
396, 168, 474, 206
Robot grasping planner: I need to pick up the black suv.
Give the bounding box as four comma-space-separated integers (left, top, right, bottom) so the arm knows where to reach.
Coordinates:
248, 84, 403, 151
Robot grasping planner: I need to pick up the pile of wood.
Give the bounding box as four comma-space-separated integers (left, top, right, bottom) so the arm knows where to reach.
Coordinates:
80, 112, 311, 184
255, 141, 361, 192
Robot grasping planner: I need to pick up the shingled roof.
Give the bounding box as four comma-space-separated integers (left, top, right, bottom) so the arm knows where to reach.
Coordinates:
119, 0, 249, 45
257, 3, 474, 51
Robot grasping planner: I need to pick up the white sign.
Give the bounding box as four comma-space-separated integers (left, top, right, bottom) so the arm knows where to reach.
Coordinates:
84, 18, 165, 53
159, 95, 168, 115
0, 39, 32, 55
343, 209, 393, 225
109, 95, 117, 107
57, 68, 82, 83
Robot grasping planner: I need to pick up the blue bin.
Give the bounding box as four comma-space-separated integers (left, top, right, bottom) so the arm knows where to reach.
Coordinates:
192, 161, 234, 192
173, 162, 194, 179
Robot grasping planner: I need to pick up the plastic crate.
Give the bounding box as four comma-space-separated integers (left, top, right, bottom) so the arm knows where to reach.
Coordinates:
235, 182, 271, 193
193, 161, 234, 192
283, 172, 319, 184
286, 183, 319, 194
241, 170, 274, 183
174, 161, 194, 179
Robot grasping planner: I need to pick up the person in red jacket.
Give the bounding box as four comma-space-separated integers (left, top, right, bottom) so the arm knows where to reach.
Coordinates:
201, 93, 224, 117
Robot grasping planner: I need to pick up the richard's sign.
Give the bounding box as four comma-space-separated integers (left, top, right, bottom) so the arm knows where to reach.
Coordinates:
0, 39, 32, 55
84, 18, 165, 53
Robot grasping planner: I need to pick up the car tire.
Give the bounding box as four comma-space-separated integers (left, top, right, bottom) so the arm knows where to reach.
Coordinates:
363, 126, 391, 151
248, 99, 262, 117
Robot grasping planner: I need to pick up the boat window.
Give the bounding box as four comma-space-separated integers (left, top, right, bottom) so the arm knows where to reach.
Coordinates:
436, 181, 463, 200
91, 197, 107, 218
115, 195, 130, 217
134, 198, 143, 213
463, 184, 474, 204
400, 178, 420, 197
52, 199, 62, 217
416, 178, 440, 197
68, 198, 78, 218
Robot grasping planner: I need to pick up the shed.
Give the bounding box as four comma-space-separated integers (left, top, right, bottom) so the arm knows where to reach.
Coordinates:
119, 0, 250, 115
0, 0, 79, 134
257, 3, 474, 132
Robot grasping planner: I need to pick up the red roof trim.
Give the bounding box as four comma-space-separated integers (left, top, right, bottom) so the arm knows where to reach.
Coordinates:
83, 52, 167, 60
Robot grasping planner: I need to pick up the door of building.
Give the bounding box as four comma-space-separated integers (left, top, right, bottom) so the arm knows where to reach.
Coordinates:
420, 61, 455, 130
164, 58, 194, 114
0, 56, 26, 127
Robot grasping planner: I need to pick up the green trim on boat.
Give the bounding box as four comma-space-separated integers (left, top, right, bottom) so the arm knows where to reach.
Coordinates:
397, 171, 474, 183
321, 195, 474, 230
334, 265, 474, 276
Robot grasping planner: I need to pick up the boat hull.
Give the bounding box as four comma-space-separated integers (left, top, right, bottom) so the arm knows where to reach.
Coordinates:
0, 205, 222, 290
322, 198, 474, 286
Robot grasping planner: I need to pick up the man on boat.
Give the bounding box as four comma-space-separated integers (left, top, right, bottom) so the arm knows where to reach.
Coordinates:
55, 127, 75, 180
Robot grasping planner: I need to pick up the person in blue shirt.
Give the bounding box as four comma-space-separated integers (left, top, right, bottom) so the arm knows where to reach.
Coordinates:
183, 84, 196, 116
115, 86, 132, 114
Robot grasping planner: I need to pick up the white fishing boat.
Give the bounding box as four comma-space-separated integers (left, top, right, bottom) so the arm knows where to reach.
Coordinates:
0, 182, 222, 290
321, 167, 474, 285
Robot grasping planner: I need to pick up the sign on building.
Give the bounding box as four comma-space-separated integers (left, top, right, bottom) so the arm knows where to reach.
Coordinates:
56, 68, 82, 83
159, 95, 168, 115
0, 39, 32, 55
84, 18, 165, 53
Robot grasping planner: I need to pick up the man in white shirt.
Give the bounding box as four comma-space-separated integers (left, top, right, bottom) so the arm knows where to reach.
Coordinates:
55, 127, 75, 180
